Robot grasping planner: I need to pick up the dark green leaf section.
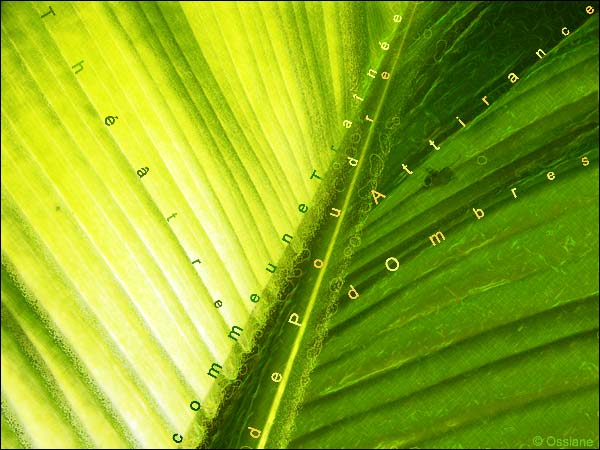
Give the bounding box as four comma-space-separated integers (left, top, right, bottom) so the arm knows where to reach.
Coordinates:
288, 2, 599, 449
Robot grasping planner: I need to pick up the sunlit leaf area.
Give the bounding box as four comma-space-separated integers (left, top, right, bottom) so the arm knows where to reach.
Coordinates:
1, 1, 598, 449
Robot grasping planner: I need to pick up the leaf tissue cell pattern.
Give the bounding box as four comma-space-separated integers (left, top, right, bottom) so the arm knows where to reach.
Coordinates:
0, 1, 598, 449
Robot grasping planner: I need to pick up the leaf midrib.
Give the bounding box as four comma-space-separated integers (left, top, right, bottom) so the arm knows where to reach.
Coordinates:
256, 5, 417, 447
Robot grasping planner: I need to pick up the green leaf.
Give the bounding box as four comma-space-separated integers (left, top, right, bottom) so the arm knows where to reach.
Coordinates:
2, 1, 598, 449
204, 2, 599, 449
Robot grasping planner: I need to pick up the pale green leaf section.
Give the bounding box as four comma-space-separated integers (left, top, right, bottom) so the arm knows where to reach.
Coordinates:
0, 0, 350, 447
